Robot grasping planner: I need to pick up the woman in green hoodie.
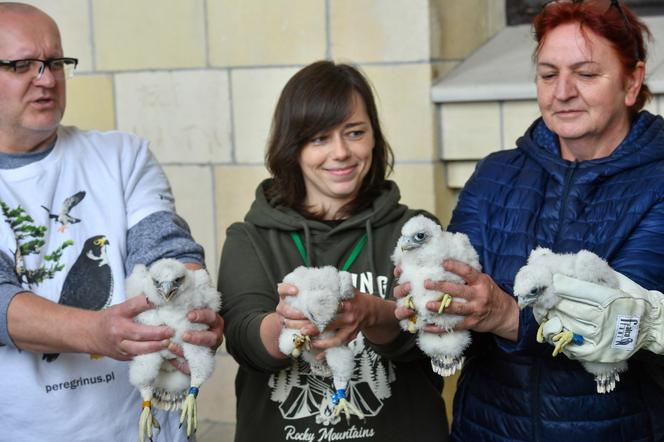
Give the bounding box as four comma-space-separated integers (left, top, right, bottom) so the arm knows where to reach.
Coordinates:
218, 60, 448, 442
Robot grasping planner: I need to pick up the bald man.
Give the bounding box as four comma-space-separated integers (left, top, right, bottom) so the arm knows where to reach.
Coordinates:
0, 4, 222, 441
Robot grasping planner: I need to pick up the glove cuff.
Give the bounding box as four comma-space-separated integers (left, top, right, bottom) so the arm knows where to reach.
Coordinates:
644, 290, 664, 354
611, 272, 664, 355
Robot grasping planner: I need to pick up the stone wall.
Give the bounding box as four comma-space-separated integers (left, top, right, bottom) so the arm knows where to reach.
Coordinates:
22, 0, 507, 433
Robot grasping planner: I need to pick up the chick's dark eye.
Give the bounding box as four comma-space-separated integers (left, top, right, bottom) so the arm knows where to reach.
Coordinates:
414, 232, 427, 242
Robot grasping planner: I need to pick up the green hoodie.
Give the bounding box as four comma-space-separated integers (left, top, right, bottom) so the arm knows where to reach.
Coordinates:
219, 179, 449, 442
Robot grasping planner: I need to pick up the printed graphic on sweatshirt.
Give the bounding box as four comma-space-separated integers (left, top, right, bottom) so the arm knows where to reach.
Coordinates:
41, 191, 86, 232
269, 332, 395, 436
269, 270, 396, 440
44, 370, 117, 394
0, 200, 73, 287
43, 235, 114, 362
351, 272, 389, 299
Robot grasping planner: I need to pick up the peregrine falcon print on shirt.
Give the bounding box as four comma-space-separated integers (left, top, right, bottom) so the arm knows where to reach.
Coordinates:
43, 235, 114, 362
41, 190, 86, 233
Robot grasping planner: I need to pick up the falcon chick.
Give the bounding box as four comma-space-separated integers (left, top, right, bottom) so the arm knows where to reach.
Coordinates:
392, 215, 481, 377
277, 266, 364, 422
513, 247, 625, 393
126, 258, 221, 442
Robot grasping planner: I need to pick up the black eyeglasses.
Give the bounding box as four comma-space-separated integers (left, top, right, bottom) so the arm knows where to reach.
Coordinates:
543, 0, 640, 58
544, 0, 630, 27
0, 57, 78, 80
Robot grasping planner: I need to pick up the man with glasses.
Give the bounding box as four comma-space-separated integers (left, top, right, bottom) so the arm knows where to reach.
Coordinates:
0, 58, 79, 80
0, 3, 223, 441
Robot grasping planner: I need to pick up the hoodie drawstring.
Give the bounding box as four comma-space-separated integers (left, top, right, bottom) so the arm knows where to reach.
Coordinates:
364, 219, 377, 279
290, 221, 372, 272
290, 231, 309, 266
303, 223, 313, 267
290, 222, 315, 266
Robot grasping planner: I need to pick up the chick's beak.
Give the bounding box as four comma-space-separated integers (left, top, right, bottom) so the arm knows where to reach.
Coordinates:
401, 240, 419, 251
157, 281, 178, 302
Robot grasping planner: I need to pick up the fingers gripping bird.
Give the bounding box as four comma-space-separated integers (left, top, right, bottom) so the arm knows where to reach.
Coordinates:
127, 259, 221, 442
513, 247, 625, 393
392, 215, 481, 377
277, 266, 364, 422
42, 191, 86, 232
43, 235, 113, 362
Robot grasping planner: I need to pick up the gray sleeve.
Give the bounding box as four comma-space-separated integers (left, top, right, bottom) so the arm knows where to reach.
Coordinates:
0, 251, 26, 348
125, 211, 205, 274
1, 211, 204, 347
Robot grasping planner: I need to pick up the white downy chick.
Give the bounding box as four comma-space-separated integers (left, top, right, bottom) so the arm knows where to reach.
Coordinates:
277, 265, 363, 422
513, 247, 625, 393
391, 215, 481, 377
126, 258, 221, 442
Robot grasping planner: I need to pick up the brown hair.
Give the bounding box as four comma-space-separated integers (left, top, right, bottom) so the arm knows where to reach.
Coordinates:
533, 0, 652, 114
265, 60, 393, 218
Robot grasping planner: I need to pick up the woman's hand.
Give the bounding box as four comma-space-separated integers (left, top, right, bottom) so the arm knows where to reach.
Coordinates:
276, 282, 313, 332
392, 265, 416, 323
310, 289, 365, 348
274, 283, 400, 358
259, 282, 317, 360
423, 260, 519, 341
312, 290, 400, 352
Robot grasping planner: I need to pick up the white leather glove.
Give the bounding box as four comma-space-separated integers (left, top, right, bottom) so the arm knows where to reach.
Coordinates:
541, 271, 664, 363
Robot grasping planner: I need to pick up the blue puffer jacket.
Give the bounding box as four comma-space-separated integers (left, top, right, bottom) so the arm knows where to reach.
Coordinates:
448, 111, 664, 442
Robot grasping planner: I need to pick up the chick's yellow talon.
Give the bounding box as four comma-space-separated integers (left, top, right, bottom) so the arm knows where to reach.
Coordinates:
292, 334, 311, 357
407, 314, 417, 333
437, 293, 452, 314
138, 401, 160, 442
404, 294, 415, 310
334, 398, 365, 421
536, 323, 546, 343
179, 393, 198, 437
179, 387, 200, 438
551, 330, 574, 357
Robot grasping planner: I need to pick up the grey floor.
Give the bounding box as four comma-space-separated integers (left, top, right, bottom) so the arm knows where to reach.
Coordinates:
196, 421, 235, 442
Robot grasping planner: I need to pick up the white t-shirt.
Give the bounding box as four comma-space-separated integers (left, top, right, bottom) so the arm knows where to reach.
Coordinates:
0, 126, 189, 442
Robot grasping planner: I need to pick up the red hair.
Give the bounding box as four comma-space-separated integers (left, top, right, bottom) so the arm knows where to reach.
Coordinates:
533, 1, 652, 113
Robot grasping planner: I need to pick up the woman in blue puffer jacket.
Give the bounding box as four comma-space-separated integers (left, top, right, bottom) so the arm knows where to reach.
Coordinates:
397, 1, 664, 440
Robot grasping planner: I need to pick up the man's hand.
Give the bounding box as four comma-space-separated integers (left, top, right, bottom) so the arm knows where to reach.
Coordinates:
168, 309, 224, 374
90, 296, 173, 360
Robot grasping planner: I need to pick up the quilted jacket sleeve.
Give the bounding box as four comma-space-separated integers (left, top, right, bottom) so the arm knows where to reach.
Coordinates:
448, 162, 543, 355
609, 202, 664, 290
